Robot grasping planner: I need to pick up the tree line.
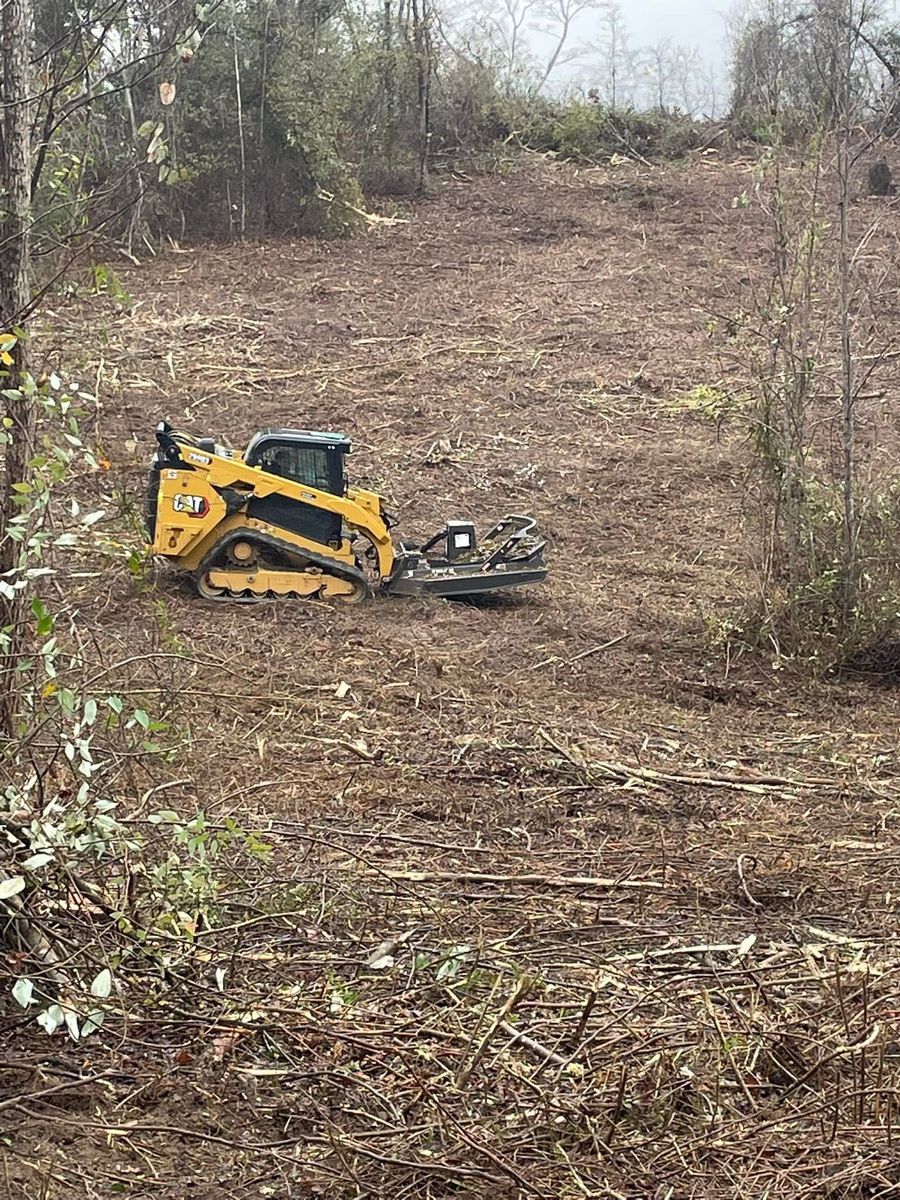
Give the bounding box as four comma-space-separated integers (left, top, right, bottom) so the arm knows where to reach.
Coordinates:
9, 0, 727, 252
2, 0, 896, 269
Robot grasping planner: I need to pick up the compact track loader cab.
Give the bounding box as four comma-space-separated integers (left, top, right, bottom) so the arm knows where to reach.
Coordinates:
147, 421, 547, 604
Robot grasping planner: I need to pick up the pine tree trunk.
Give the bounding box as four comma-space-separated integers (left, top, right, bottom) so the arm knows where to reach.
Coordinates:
233, 30, 247, 240
836, 28, 857, 629
0, 0, 34, 733
411, 0, 430, 194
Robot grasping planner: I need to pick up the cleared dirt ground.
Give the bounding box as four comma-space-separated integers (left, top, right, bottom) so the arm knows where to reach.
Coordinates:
6, 156, 900, 1198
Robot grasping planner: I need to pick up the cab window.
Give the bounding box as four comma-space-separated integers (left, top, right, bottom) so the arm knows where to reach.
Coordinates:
257, 445, 333, 492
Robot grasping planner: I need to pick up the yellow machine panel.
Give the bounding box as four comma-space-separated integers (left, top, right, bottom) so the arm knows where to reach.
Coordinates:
152, 469, 227, 558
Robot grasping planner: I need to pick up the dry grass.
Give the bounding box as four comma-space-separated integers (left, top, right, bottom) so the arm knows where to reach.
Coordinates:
5, 155, 900, 1198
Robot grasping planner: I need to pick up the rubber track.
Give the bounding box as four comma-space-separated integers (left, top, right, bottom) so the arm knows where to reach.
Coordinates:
194, 528, 371, 603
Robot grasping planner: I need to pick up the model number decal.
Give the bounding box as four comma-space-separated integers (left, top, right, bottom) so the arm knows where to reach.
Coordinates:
186, 451, 211, 465
172, 493, 210, 517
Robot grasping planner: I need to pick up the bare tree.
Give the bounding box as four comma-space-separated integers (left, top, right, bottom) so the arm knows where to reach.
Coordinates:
729, 0, 791, 124
0, 0, 196, 726
232, 22, 247, 239
0, 0, 34, 730
734, 0, 900, 656
667, 43, 710, 113
0, 0, 32, 371
532, 0, 601, 93
411, 0, 434, 191
825, 0, 882, 620
730, 0, 897, 130
500, 0, 540, 85
595, 0, 632, 106
640, 37, 675, 109
465, 0, 540, 87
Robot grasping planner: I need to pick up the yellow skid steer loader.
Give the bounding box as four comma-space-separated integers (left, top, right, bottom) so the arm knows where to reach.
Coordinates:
147, 422, 546, 603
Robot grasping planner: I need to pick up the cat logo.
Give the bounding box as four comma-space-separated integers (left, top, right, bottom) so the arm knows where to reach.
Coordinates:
172, 493, 210, 518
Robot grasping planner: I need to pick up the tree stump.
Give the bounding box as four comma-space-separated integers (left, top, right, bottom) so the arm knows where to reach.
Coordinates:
868, 159, 894, 196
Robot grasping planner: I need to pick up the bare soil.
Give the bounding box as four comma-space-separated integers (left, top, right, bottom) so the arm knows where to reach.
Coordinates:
6, 156, 900, 1199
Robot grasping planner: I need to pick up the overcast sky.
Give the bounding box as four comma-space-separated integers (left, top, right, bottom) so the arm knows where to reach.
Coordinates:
481, 0, 900, 113
521, 0, 738, 110
616, 0, 732, 64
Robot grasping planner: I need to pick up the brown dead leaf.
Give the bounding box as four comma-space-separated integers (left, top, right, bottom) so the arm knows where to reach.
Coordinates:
212, 1029, 245, 1060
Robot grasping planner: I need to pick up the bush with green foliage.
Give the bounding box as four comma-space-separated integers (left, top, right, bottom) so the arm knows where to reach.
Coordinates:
0, 342, 272, 1038
507, 99, 705, 162
429, 56, 509, 154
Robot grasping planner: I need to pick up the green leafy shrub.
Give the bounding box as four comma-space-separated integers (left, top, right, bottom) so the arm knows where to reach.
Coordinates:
726, 475, 900, 673
507, 100, 705, 163
429, 57, 509, 153
0, 352, 271, 1039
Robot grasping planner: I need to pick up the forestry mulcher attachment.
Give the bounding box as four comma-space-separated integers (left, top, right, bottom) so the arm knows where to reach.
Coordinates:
146, 422, 546, 603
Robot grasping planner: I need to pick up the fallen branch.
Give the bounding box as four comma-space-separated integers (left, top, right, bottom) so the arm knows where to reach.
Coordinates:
592, 762, 807, 795
499, 1019, 568, 1067
529, 633, 627, 672
0, 1071, 114, 1114
457, 975, 532, 1087
315, 188, 409, 227
736, 854, 762, 908
368, 869, 663, 891
538, 730, 813, 796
